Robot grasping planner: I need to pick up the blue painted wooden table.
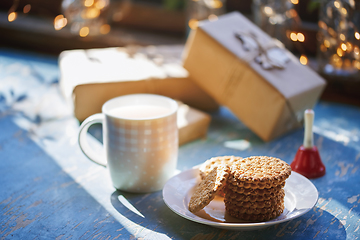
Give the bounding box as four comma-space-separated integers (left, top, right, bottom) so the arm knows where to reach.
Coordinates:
0, 48, 359, 239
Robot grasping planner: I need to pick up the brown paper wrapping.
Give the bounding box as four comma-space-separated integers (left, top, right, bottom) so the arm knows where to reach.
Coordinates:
183, 12, 326, 141
59, 46, 218, 122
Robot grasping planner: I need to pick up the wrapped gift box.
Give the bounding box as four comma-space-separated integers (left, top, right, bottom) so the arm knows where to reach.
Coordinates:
183, 12, 326, 141
59, 46, 215, 145
177, 101, 211, 145
59, 46, 218, 122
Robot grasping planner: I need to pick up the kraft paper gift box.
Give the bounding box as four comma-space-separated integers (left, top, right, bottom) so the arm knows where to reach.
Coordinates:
183, 12, 326, 141
177, 101, 211, 145
59, 46, 219, 122
59, 46, 214, 145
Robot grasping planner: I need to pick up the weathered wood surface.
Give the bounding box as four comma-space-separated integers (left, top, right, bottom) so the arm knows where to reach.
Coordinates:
0, 48, 359, 239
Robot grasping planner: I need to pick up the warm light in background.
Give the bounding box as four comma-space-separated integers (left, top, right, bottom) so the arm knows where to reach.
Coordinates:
82, 8, 100, 19
300, 55, 308, 65
355, 32, 360, 40
208, 14, 218, 21
95, 0, 107, 10
339, 33, 345, 41
346, 42, 353, 52
100, 24, 110, 34
8, 12, 17, 22
324, 39, 330, 48
337, 47, 344, 57
23, 4, 31, 14
289, 32, 305, 42
331, 54, 341, 63
341, 43, 347, 51
297, 32, 305, 42
354, 60, 360, 69
79, 26, 90, 37
354, 46, 360, 55
54, 14, 67, 30
287, 9, 298, 18
341, 7, 347, 15
263, 6, 274, 16
318, 21, 327, 30
328, 27, 336, 37
188, 19, 199, 29
290, 32, 297, 41
339, 20, 346, 30
290, 0, 299, 4
84, 0, 94, 7
320, 44, 327, 52
208, 0, 223, 9
334, 1, 341, 8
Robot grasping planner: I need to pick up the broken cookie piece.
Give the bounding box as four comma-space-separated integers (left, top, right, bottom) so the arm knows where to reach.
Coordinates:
188, 165, 230, 213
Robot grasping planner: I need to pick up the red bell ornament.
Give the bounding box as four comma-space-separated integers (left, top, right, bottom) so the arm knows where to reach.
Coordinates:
290, 109, 326, 178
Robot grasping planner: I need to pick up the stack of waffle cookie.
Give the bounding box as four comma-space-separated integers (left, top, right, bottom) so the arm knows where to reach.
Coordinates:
189, 156, 291, 222
224, 156, 291, 221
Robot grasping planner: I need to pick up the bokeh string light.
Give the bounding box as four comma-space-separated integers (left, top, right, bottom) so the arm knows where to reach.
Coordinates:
187, 0, 226, 30
23, 4, 31, 14
8, 12, 17, 22
300, 54, 308, 65
6, 0, 111, 37
254, 0, 358, 73
7, 0, 19, 22
253, 0, 309, 65
61, 0, 111, 37
317, 0, 360, 79
54, 14, 68, 31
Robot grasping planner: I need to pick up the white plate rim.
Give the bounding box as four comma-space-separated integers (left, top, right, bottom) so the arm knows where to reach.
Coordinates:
162, 168, 319, 230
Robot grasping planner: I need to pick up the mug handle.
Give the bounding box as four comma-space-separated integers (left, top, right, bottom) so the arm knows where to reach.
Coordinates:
78, 113, 107, 167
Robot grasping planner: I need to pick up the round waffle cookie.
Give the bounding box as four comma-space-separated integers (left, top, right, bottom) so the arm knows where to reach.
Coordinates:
225, 198, 284, 211
227, 177, 286, 189
188, 165, 230, 213
225, 200, 284, 215
226, 182, 284, 195
225, 188, 285, 202
226, 205, 285, 222
229, 156, 291, 186
224, 191, 284, 209
199, 156, 242, 180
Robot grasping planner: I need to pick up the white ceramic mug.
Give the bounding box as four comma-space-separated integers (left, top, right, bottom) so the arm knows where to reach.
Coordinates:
78, 94, 178, 193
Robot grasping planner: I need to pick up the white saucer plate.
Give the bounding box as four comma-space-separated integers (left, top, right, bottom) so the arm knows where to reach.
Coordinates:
162, 168, 318, 231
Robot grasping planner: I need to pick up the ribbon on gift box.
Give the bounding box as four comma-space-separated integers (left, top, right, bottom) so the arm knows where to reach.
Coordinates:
235, 31, 290, 70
